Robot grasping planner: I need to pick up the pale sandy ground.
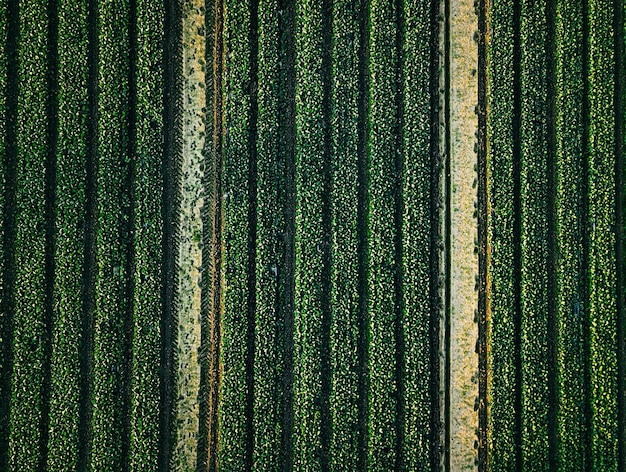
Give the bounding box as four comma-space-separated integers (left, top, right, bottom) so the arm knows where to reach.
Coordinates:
174, 0, 206, 469
449, 0, 479, 468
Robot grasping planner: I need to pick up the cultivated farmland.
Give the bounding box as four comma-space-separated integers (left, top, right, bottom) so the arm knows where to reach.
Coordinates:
486, 0, 625, 469
0, 0, 623, 470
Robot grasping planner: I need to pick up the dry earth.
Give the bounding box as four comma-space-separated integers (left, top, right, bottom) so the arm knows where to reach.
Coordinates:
448, 0, 480, 468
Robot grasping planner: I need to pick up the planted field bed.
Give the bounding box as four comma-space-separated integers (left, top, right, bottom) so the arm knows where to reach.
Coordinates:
0, 0, 624, 470
0, 0, 177, 470
486, 0, 625, 469
217, 0, 442, 469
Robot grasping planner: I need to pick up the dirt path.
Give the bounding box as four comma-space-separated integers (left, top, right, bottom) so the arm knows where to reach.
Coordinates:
448, 0, 479, 468
173, 1, 206, 469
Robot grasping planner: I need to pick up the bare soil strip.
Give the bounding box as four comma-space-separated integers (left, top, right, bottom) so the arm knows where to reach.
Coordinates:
447, 0, 479, 468
173, 1, 206, 469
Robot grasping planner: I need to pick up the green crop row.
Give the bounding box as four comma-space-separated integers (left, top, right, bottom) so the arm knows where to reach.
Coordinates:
366, 2, 435, 469
554, 0, 586, 467
255, 0, 284, 468
92, 0, 131, 468
219, 0, 253, 468
10, 0, 48, 469
587, 0, 618, 468
293, 0, 330, 470
519, 0, 550, 467
220, 2, 440, 470
399, 0, 434, 468
131, 0, 164, 469
47, 0, 89, 468
367, 0, 400, 469
487, 0, 517, 468
328, 0, 362, 469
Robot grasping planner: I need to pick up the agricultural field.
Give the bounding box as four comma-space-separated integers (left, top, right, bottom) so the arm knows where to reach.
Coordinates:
0, 0, 174, 470
486, 0, 625, 469
0, 0, 623, 471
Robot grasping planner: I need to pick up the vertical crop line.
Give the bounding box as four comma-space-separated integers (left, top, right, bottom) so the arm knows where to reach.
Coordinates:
77, 0, 98, 467
320, 0, 333, 469
121, 0, 138, 469
545, 0, 559, 468
543, 0, 561, 468
476, 0, 488, 467
578, 0, 594, 463
614, 0, 625, 466
160, 0, 182, 469
279, 0, 296, 469
0, 0, 18, 467
245, 0, 259, 468
511, 0, 526, 461
443, 0, 452, 465
356, 0, 370, 468
428, 0, 442, 467
40, 0, 59, 468
511, 0, 523, 467
393, 0, 406, 470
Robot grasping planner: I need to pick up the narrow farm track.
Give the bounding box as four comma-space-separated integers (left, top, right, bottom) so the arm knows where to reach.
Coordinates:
446, 0, 479, 467
0, 0, 623, 471
196, 0, 219, 468
172, 0, 206, 468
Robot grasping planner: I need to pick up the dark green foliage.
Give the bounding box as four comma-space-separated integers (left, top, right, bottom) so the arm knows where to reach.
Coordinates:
487, 0, 622, 468
400, 0, 434, 468
92, 0, 131, 468
255, 0, 283, 468
328, 0, 362, 468
367, 0, 399, 468
1, 0, 168, 469
8, 0, 624, 469
10, 0, 47, 469
519, 0, 550, 467
220, 0, 253, 467
554, 0, 587, 467
131, 0, 164, 469
47, 0, 88, 468
293, 0, 330, 469
587, 0, 618, 467
487, 0, 517, 467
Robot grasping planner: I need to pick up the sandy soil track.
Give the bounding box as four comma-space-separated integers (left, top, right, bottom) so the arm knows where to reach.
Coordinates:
173, 1, 207, 469
447, 0, 480, 468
